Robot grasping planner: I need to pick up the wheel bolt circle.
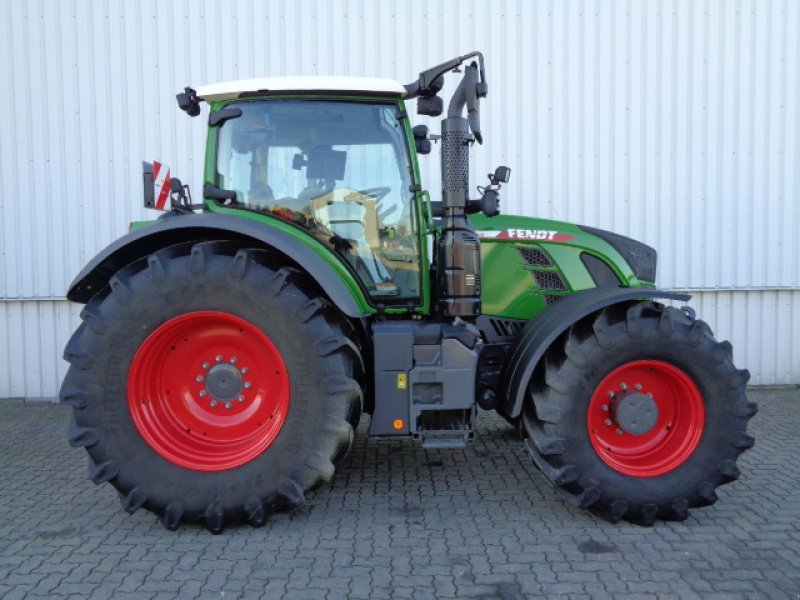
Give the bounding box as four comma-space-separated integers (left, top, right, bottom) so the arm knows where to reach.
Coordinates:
126, 311, 291, 472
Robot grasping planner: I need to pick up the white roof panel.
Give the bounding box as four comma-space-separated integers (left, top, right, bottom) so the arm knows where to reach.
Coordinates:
195, 76, 406, 101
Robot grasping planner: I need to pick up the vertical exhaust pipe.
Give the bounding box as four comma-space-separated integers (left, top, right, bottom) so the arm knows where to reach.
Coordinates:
436, 64, 483, 318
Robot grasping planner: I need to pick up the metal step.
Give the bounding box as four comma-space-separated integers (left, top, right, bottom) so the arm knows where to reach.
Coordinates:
419, 430, 472, 449
415, 410, 474, 449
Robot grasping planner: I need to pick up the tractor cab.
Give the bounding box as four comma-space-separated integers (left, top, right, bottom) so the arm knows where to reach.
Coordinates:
165, 57, 507, 317
194, 78, 425, 303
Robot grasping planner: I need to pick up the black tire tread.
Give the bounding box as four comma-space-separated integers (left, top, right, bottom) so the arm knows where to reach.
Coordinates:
120, 487, 147, 515
60, 242, 363, 533
523, 300, 756, 525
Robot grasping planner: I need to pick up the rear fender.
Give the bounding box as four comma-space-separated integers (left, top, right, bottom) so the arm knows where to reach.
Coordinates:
499, 287, 691, 419
67, 213, 370, 318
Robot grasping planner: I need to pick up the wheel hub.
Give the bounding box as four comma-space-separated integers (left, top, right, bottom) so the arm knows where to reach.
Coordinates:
203, 363, 244, 402
610, 390, 659, 435
587, 360, 705, 477
128, 311, 290, 472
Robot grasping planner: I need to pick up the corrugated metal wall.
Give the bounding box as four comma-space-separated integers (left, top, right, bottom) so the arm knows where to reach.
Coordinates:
1, 0, 798, 397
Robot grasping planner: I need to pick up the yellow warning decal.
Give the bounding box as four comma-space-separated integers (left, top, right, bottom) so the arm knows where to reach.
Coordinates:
397, 373, 408, 390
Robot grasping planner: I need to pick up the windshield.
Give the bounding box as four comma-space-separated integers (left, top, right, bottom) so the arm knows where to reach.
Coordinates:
216, 99, 420, 302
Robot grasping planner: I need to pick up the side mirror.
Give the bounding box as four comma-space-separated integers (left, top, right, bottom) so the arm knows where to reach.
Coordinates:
413, 125, 432, 155
176, 87, 201, 117
493, 166, 511, 184
466, 189, 500, 218
413, 125, 430, 139
480, 190, 500, 217
417, 95, 443, 117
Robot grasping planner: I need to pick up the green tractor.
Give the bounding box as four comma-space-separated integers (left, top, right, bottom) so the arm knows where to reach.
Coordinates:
61, 53, 755, 532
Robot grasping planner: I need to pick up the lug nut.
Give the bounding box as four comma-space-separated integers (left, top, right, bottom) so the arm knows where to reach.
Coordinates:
195, 375, 204, 383
199, 390, 207, 398
635, 383, 642, 391
224, 402, 232, 410
620, 383, 628, 390
604, 419, 613, 426
230, 357, 238, 364
244, 382, 252, 389
210, 400, 218, 407
241, 367, 249, 374
602, 405, 609, 412
607, 391, 615, 398
215, 355, 223, 363
202, 362, 210, 370
238, 395, 246, 402
616, 428, 623, 435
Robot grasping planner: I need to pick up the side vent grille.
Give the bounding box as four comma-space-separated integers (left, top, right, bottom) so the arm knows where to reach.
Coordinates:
544, 294, 561, 305
532, 270, 567, 291
489, 318, 525, 338
517, 246, 552, 267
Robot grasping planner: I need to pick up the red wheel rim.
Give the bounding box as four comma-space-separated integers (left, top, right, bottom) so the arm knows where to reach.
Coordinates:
127, 311, 290, 472
587, 360, 704, 477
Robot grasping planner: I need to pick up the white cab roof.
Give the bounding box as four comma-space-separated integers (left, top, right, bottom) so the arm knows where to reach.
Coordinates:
195, 76, 406, 101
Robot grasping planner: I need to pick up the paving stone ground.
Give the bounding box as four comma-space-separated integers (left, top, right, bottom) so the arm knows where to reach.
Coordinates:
0, 388, 797, 599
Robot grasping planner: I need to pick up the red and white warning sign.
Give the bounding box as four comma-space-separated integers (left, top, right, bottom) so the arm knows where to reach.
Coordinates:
152, 161, 171, 210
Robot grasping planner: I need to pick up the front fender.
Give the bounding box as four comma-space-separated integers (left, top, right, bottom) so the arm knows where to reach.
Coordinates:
499, 287, 691, 419
67, 213, 371, 318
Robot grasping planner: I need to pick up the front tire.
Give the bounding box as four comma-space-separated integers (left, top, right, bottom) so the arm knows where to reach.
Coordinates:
523, 301, 756, 525
61, 242, 362, 533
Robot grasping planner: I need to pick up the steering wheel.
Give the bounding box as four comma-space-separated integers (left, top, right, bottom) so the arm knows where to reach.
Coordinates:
355, 187, 391, 202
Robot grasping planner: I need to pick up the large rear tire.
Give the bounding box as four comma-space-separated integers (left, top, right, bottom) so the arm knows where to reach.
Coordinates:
61, 242, 362, 533
522, 301, 756, 525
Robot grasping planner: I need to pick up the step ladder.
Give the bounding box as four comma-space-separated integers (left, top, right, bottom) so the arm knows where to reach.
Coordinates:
414, 409, 475, 449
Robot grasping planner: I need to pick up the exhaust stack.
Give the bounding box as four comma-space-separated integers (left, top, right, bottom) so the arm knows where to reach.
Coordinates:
404, 52, 489, 319
437, 61, 485, 318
